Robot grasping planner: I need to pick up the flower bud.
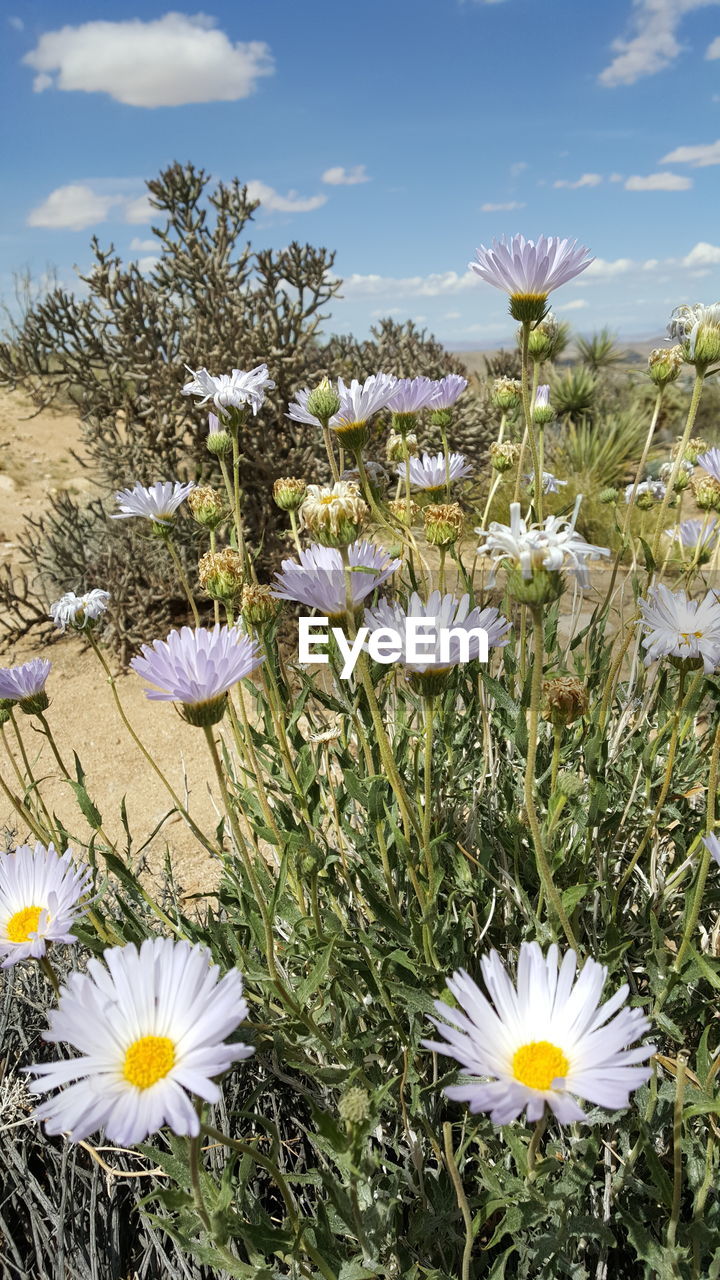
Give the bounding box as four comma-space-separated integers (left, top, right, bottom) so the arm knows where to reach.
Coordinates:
692, 322, 720, 368
648, 346, 684, 387
555, 771, 585, 798
338, 1086, 371, 1126
240, 583, 279, 629
429, 408, 453, 430
180, 693, 228, 728
198, 548, 245, 601
386, 430, 418, 463
306, 377, 341, 423
693, 474, 720, 512
660, 460, 693, 492
492, 377, 522, 411
423, 502, 464, 548
187, 485, 226, 530
207, 429, 233, 456
526, 314, 560, 362
490, 441, 521, 473
598, 487, 618, 505
300, 481, 368, 548
273, 477, 307, 512
533, 403, 555, 426
542, 675, 589, 727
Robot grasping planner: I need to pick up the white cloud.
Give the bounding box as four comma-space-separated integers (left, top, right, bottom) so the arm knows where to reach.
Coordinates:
246, 180, 326, 214
371, 307, 402, 317
444, 311, 462, 319
124, 194, 154, 224
556, 298, 589, 311
27, 184, 121, 230
662, 138, 720, 165
510, 161, 528, 177
137, 255, 160, 274
129, 237, 157, 251
341, 270, 477, 299
708, 34, 720, 55
480, 200, 526, 211
600, 0, 720, 87
625, 171, 692, 189
554, 173, 603, 189
22, 13, 274, 108
683, 240, 720, 265
322, 165, 369, 186
8, 16, 23, 31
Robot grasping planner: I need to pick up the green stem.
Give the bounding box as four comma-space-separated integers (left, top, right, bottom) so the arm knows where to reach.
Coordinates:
651, 371, 705, 563
443, 1122, 473, 1280
163, 533, 201, 626
526, 609, 578, 951
520, 323, 543, 522
527, 1113, 547, 1181
674, 718, 720, 970
422, 695, 436, 887
667, 1055, 688, 1250
39, 954, 60, 997
322, 420, 340, 482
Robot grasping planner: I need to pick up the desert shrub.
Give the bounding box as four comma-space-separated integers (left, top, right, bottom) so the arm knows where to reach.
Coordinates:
0, 164, 492, 655
575, 328, 627, 373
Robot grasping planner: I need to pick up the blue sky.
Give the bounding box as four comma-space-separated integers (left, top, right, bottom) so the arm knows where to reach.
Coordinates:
3, 0, 720, 346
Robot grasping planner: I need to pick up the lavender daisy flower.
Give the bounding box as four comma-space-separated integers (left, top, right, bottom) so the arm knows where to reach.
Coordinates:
0, 842, 92, 969
272, 540, 401, 620
625, 479, 666, 507
332, 374, 397, 450
470, 236, 594, 323
665, 518, 717, 557
386, 376, 437, 416
397, 451, 473, 496
535, 385, 550, 408
0, 659, 52, 715
364, 590, 510, 693
697, 448, 720, 483
638, 586, 720, 673
131, 625, 264, 726
50, 590, 110, 633
430, 374, 468, 411
112, 481, 195, 525
182, 365, 275, 417
423, 942, 654, 1126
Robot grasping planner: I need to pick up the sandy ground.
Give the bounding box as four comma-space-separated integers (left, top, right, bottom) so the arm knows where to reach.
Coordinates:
0, 387, 219, 901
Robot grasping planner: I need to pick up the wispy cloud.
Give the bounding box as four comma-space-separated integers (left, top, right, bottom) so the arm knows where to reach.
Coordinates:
509, 161, 528, 177
625, 170, 692, 189
322, 165, 370, 186
480, 200, 526, 211
341, 270, 477, 299
599, 0, 720, 88
554, 173, 603, 189
556, 298, 589, 311
662, 138, 720, 165
246, 180, 326, 213
129, 237, 156, 252
22, 13, 274, 108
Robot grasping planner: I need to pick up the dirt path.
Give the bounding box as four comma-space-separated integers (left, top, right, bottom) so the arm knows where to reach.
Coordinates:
0, 388, 220, 900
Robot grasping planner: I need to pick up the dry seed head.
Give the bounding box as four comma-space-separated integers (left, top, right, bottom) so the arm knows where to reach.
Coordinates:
273, 477, 307, 512
542, 675, 589, 727
423, 502, 464, 547
386, 430, 418, 462
300, 481, 369, 547
240, 583, 280, 628
693, 474, 720, 512
490, 441, 521, 473
198, 548, 245, 600
187, 485, 226, 529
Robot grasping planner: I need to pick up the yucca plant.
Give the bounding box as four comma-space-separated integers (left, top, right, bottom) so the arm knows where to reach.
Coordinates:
551, 364, 598, 422
575, 327, 626, 372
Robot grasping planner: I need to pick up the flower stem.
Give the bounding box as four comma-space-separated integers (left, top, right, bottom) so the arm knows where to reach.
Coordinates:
442, 1122, 474, 1280
163, 533, 201, 626
526, 608, 578, 951
422, 695, 436, 887
322, 421, 340, 482
667, 1054, 688, 1250
674, 717, 720, 970
527, 1113, 547, 1181
38, 953, 60, 997
520, 323, 543, 521
651, 371, 704, 563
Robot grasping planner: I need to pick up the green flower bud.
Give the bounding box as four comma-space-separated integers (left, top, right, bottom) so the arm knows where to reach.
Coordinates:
198, 548, 245, 601
598, 487, 619, 505
207, 430, 232, 456
338, 1086, 371, 1126
306, 377, 341, 423
240, 583, 279, 629
187, 485, 227, 530
273, 477, 307, 512
506, 567, 564, 606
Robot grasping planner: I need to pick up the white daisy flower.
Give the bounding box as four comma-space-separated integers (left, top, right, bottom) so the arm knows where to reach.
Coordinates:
111, 481, 195, 525
182, 365, 275, 417
665, 518, 717, 553
423, 942, 654, 1125
476, 500, 609, 589
50, 589, 110, 633
334, 373, 397, 426
396, 451, 473, 493
0, 843, 92, 969
638, 585, 720, 673
26, 937, 253, 1145
386, 376, 437, 415
624, 479, 666, 505
364, 590, 510, 674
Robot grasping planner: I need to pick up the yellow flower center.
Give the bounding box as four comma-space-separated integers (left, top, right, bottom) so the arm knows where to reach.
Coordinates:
319, 495, 336, 505
512, 1040, 569, 1091
680, 631, 703, 643
7, 904, 44, 943
123, 1036, 175, 1090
